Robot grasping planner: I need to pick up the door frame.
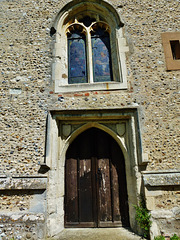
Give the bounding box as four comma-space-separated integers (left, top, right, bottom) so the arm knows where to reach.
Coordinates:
45, 108, 144, 237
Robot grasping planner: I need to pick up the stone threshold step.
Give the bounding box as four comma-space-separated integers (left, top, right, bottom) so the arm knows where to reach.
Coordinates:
47, 228, 144, 240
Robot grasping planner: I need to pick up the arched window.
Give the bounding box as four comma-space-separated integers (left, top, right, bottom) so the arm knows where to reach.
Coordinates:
67, 17, 113, 84
53, 1, 129, 92
67, 25, 87, 84
91, 23, 113, 82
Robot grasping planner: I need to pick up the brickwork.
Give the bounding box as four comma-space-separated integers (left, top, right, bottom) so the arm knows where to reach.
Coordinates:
0, 0, 179, 239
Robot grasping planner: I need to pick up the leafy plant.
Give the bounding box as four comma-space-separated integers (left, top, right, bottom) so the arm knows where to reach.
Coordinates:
134, 196, 152, 239
154, 236, 165, 240
154, 234, 180, 240
171, 234, 180, 240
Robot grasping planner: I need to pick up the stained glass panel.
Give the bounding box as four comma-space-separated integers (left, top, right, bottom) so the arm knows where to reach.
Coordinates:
91, 29, 113, 82
68, 32, 87, 84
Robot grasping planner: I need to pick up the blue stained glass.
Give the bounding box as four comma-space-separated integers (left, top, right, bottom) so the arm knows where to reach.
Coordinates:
68, 32, 87, 84
92, 30, 112, 82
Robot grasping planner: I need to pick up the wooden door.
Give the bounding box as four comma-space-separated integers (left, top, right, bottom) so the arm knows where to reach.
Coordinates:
65, 128, 129, 228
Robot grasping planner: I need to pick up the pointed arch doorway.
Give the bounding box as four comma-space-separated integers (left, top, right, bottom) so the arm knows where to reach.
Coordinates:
65, 127, 129, 228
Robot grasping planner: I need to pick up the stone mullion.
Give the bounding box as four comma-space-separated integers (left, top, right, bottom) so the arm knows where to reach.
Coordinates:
86, 28, 94, 83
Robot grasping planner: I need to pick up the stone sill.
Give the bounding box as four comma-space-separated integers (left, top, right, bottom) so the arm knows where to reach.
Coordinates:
142, 171, 180, 187
0, 176, 47, 190
55, 81, 127, 93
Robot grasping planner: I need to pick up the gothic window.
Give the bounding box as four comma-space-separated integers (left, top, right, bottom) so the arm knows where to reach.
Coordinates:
53, 1, 129, 92
67, 17, 113, 84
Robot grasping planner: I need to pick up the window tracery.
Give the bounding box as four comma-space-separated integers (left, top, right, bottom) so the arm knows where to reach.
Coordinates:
53, 1, 129, 92
67, 17, 112, 84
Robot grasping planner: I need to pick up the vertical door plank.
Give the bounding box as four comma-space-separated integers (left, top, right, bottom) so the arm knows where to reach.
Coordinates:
98, 158, 112, 222
111, 139, 130, 226
65, 158, 78, 223
79, 158, 93, 222
111, 163, 121, 222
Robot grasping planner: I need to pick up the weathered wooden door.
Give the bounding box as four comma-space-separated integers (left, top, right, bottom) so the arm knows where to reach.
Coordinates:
65, 128, 129, 228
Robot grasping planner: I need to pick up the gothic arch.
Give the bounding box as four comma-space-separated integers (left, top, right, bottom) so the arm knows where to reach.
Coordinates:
60, 122, 129, 168
53, 0, 124, 33
56, 121, 138, 232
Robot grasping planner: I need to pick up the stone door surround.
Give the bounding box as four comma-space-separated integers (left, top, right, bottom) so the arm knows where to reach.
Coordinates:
44, 107, 143, 237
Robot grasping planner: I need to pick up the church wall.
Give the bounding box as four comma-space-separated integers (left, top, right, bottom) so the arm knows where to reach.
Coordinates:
0, 0, 179, 239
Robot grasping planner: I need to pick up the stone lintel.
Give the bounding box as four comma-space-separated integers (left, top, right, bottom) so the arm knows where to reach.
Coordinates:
143, 171, 180, 187
0, 177, 47, 190
48, 106, 139, 112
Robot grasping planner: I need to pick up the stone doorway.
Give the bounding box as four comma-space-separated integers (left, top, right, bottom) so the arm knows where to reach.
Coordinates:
45, 109, 142, 237
65, 128, 130, 228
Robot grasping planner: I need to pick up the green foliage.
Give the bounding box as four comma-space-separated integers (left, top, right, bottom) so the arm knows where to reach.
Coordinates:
171, 234, 180, 240
154, 236, 165, 240
154, 234, 180, 240
134, 197, 152, 239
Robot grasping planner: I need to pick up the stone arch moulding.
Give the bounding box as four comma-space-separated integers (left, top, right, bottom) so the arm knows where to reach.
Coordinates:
45, 108, 145, 237
51, 0, 129, 93
61, 122, 128, 164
